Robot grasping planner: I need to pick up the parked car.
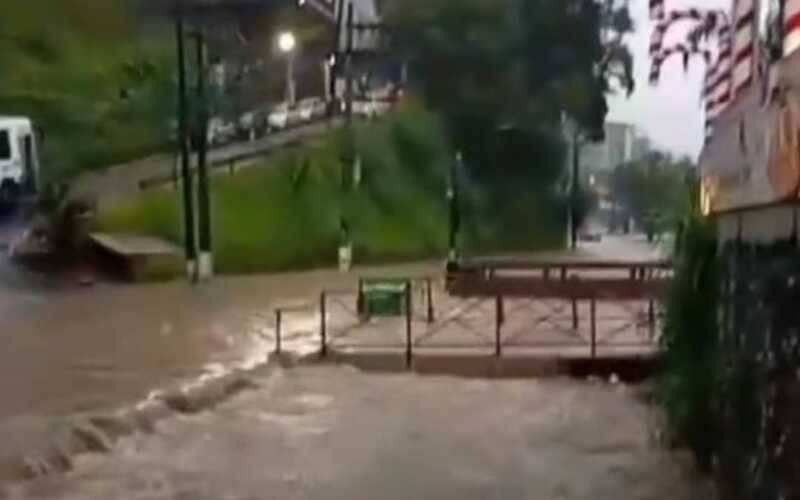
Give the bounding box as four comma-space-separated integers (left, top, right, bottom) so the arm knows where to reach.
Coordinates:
286, 103, 305, 127
0, 116, 40, 205
267, 103, 290, 131
237, 108, 270, 140
297, 99, 314, 122
297, 97, 326, 122
578, 231, 602, 242
207, 117, 237, 146
352, 99, 390, 119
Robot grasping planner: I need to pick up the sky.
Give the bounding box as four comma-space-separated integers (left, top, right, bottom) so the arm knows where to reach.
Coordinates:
607, 0, 731, 159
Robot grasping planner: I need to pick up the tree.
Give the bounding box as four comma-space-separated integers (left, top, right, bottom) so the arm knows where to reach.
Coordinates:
385, 0, 633, 143
384, 0, 634, 249
611, 152, 695, 239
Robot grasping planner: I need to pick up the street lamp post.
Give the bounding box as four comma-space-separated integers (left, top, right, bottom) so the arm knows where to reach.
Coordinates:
278, 31, 297, 105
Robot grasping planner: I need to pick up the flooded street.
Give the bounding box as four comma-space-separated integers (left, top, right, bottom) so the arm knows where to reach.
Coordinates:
0, 260, 438, 420
0, 233, 659, 421
3, 366, 711, 500
0, 227, 663, 484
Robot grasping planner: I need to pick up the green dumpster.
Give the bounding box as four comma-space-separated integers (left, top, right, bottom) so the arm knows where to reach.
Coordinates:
361, 279, 409, 318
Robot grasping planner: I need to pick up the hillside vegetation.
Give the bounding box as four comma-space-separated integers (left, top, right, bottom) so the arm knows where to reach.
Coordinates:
97, 106, 565, 273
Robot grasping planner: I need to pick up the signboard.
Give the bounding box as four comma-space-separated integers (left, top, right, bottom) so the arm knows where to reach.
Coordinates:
700, 86, 800, 214
361, 279, 408, 318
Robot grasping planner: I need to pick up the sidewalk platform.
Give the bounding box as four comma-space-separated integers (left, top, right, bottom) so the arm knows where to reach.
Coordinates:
89, 233, 183, 282
297, 346, 660, 381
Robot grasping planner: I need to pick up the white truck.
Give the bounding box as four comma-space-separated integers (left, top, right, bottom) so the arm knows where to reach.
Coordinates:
0, 116, 40, 205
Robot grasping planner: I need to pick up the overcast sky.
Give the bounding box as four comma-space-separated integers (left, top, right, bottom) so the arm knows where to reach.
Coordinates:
607, 0, 731, 159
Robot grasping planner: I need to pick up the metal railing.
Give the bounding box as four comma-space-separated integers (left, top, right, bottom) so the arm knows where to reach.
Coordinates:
271, 270, 666, 370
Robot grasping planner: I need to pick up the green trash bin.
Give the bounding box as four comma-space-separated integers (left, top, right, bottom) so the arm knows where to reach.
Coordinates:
362, 279, 408, 318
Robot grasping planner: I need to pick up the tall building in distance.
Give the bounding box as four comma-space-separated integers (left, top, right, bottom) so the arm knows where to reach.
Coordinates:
631, 136, 652, 163
578, 121, 651, 224
579, 121, 649, 176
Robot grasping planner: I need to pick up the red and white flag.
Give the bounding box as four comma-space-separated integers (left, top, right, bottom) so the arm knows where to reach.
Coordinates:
649, 0, 665, 20
785, 0, 800, 56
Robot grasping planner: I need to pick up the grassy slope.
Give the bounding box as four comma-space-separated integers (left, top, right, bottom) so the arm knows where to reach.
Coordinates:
97, 106, 564, 274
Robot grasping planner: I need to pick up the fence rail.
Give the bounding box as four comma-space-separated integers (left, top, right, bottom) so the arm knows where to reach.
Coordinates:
272, 265, 668, 369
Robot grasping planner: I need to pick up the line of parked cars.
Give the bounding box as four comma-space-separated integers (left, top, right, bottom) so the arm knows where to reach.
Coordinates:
175, 92, 398, 149
236, 97, 328, 142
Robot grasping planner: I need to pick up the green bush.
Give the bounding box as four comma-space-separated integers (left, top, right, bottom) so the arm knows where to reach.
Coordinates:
659, 183, 720, 471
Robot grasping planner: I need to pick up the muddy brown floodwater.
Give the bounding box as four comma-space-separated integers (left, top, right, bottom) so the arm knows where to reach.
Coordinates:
4, 366, 712, 500
0, 233, 664, 484
0, 262, 440, 420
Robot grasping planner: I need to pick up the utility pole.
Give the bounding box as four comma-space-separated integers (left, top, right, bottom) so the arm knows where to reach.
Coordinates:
328, 0, 345, 115
338, 1, 355, 272
570, 129, 581, 251
284, 41, 297, 105
344, 2, 355, 122
194, 30, 213, 280
448, 152, 462, 262
175, 13, 197, 279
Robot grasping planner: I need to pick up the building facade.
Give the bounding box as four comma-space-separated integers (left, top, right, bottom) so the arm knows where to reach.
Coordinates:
698, 0, 800, 243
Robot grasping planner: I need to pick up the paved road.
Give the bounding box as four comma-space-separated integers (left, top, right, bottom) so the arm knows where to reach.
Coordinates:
71, 117, 344, 202
3, 366, 711, 499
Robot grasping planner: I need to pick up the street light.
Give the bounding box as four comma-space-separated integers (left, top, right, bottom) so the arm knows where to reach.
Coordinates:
278, 31, 296, 53
278, 31, 297, 105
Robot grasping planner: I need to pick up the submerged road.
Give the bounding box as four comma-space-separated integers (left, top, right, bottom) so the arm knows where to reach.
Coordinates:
0, 231, 661, 480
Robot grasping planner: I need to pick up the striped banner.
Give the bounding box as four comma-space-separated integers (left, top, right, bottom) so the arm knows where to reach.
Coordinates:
649, 44, 711, 84
715, 23, 733, 116
786, 0, 800, 56
732, 0, 755, 97
650, 0, 665, 20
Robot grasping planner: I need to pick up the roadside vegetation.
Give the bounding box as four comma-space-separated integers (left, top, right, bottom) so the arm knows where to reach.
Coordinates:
0, 1, 332, 182
96, 105, 565, 273
659, 182, 720, 470
611, 153, 695, 239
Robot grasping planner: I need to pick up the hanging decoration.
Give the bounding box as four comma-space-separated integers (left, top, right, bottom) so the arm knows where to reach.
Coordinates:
648, 1, 745, 140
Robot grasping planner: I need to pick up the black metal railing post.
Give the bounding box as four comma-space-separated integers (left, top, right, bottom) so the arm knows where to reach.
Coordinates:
320, 291, 328, 358
495, 295, 504, 358
357, 278, 365, 317
405, 281, 413, 369
275, 309, 282, 354
570, 274, 579, 331
426, 278, 434, 323
590, 297, 597, 359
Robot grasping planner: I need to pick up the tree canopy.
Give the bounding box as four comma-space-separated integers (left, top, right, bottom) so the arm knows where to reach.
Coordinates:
385, 0, 633, 191
384, 0, 635, 242
612, 152, 695, 235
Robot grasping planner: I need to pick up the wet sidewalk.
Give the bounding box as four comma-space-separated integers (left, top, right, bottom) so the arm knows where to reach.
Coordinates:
2, 365, 710, 500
